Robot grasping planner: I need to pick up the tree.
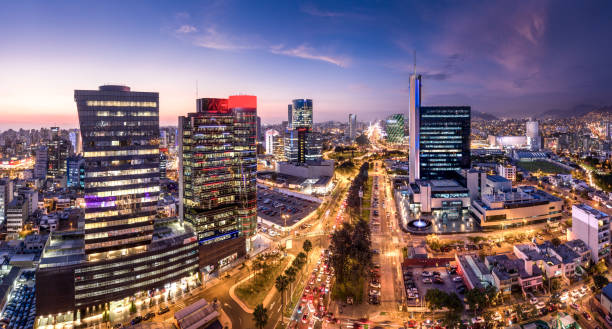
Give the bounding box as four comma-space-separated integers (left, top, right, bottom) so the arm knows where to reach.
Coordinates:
551, 237, 562, 247
465, 288, 487, 312
275, 275, 289, 324
303, 239, 313, 254
594, 274, 610, 290
425, 289, 448, 311
512, 304, 524, 322
252, 304, 268, 329
285, 266, 297, 297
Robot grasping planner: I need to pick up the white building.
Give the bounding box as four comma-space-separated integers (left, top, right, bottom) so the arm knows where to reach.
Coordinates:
571, 204, 610, 263
6, 197, 26, 233
497, 164, 517, 182
265, 129, 279, 155
526, 120, 540, 151
471, 186, 563, 230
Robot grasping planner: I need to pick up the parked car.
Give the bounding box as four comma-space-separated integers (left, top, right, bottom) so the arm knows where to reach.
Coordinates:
158, 306, 170, 315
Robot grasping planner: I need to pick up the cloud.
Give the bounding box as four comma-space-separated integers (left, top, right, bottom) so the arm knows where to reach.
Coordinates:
191, 27, 252, 51
176, 25, 197, 34
269, 44, 350, 67
300, 3, 370, 20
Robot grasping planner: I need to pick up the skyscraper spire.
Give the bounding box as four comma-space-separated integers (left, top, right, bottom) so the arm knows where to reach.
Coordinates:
414, 50, 417, 75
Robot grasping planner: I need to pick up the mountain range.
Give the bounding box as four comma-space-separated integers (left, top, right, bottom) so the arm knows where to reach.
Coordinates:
536, 104, 612, 119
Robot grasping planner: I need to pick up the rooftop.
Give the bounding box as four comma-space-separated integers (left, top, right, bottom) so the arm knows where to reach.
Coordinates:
574, 204, 609, 219
603, 283, 612, 302
487, 175, 510, 183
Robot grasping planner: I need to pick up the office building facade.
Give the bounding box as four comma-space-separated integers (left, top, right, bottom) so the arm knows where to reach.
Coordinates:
386, 114, 405, 144
179, 96, 257, 273
35, 85, 201, 318
419, 106, 471, 180
526, 120, 541, 151
348, 114, 356, 140
47, 127, 71, 179
284, 99, 320, 163
66, 155, 85, 189
409, 74, 422, 183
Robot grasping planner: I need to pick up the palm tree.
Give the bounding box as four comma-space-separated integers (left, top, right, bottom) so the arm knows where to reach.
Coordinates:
285, 266, 297, 298
275, 274, 289, 325
252, 304, 268, 329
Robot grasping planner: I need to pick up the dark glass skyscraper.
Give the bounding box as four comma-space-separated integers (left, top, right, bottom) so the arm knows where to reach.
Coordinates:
76, 85, 160, 256
36, 85, 199, 318
47, 127, 70, 179
285, 99, 320, 163
179, 95, 257, 273
419, 106, 471, 180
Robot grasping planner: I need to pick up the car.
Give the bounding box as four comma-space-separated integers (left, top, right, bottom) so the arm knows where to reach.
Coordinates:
131, 316, 143, 325
452, 276, 463, 283
492, 312, 502, 322
158, 306, 170, 315
456, 286, 467, 294
302, 313, 309, 323
536, 302, 546, 310
432, 271, 441, 276
143, 312, 155, 320
530, 297, 538, 304
422, 278, 432, 284
433, 277, 444, 284
370, 281, 381, 288
583, 312, 592, 321
421, 271, 433, 277
471, 317, 484, 324
570, 303, 580, 310
297, 304, 304, 313
369, 289, 380, 296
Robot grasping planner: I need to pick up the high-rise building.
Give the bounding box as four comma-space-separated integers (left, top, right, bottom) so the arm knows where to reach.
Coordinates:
265, 129, 280, 155
348, 114, 357, 140
68, 129, 82, 155
572, 204, 610, 263
256, 116, 262, 142
419, 106, 471, 180
47, 127, 70, 179
0, 178, 14, 225
409, 74, 422, 183
408, 74, 470, 181
285, 99, 319, 164
385, 114, 405, 144
159, 152, 167, 179
35, 85, 199, 318
66, 155, 85, 189
34, 146, 48, 179
179, 95, 257, 273
526, 120, 540, 151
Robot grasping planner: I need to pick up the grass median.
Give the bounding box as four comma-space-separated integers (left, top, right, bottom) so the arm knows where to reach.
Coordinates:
235, 255, 291, 309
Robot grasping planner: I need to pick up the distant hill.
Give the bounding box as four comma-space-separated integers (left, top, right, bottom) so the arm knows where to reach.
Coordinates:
537, 104, 612, 119
472, 110, 499, 121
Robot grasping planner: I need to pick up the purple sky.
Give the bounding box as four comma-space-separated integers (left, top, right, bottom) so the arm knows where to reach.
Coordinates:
1, 1, 611, 129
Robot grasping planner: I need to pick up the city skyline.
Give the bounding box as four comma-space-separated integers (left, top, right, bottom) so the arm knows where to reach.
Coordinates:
2, 1, 612, 129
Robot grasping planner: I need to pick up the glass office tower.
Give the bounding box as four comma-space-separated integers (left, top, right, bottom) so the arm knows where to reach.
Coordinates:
284, 99, 315, 164
179, 96, 257, 273
35, 85, 199, 317
76, 85, 160, 257
419, 106, 471, 180
386, 114, 405, 144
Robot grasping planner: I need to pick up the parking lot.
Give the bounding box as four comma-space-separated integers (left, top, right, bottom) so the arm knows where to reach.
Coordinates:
257, 187, 320, 230
1, 270, 36, 329
403, 265, 465, 306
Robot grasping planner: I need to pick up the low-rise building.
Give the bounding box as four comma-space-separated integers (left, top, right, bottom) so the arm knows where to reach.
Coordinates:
497, 164, 517, 182
601, 283, 612, 317
455, 254, 495, 290
485, 254, 543, 295
471, 186, 563, 230
6, 197, 27, 233
513, 240, 590, 280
